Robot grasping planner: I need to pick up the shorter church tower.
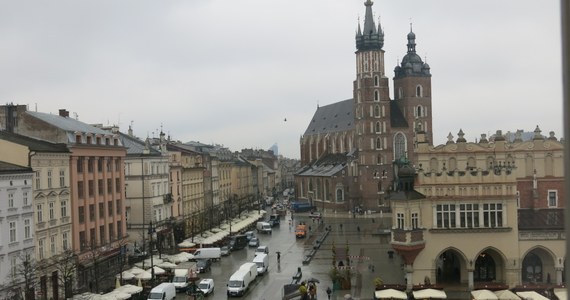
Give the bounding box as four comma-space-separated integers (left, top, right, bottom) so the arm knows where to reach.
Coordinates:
393, 26, 433, 148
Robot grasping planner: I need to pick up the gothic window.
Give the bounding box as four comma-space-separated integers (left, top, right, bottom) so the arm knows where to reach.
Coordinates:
416, 85, 423, 97
374, 105, 380, 117
474, 252, 496, 282
375, 122, 381, 133
398, 88, 403, 99
376, 138, 382, 149
522, 253, 543, 283
374, 90, 379, 101
416, 106, 423, 117
335, 186, 344, 203
394, 133, 406, 161
374, 75, 379, 86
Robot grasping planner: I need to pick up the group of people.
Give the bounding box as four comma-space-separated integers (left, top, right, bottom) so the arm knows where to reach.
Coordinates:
298, 281, 317, 300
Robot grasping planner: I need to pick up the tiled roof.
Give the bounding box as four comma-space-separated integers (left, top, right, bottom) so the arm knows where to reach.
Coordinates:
27, 111, 109, 135
0, 161, 32, 173
0, 131, 69, 152
304, 99, 354, 136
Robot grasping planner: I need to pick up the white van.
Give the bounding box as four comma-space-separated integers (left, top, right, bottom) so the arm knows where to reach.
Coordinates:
198, 278, 215, 295
148, 282, 176, 300
193, 247, 221, 261
227, 262, 258, 297
256, 222, 272, 234
252, 253, 269, 274
171, 268, 189, 292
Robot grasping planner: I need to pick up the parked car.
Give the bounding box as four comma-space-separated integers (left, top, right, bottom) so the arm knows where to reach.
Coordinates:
248, 237, 259, 247
245, 231, 255, 241
196, 259, 212, 273
221, 246, 231, 256
255, 246, 269, 255
198, 278, 215, 295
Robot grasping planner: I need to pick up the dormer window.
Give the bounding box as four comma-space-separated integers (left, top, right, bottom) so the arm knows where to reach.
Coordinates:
75, 135, 82, 144
86, 135, 92, 144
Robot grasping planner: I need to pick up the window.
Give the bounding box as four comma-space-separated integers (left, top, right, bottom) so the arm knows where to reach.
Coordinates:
374, 90, 379, 101
49, 202, 55, 220
459, 204, 479, 228
35, 170, 41, 189
108, 201, 113, 216
97, 158, 103, 172
23, 191, 29, 206
374, 105, 380, 117
78, 206, 85, 223
99, 203, 104, 218
47, 170, 53, 188
98, 179, 104, 195
38, 239, 45, 260
117, 221, 122, 239
396, 213, 405, 229
411, 213, 419, 229
89, 204, 95, 221
436, 204, 456, 228
375, 121, 381, 133
77, 181, 84, 199
9, 221, 16, 243
107, 159, 112, 172
79, 231, 86, 250
99, 225, 105, 245
115, 158, 121, 171
109, 223, 115, 241
107, 179, 113, 194
8, 192, 14, 208
37, 204, 43, 223
87, 158, 93, 173
88, 180, 94, 197
376, 138, 382, 149
62, 232, 69, 250
61, 200, 68, 217
116, 199, 122, 215
24, 219, 31, 239
115, 178, 121, 193
50, 235, 56, 255
483, 203, 503, 228
394, 133, 407, 161
548, 190, 558, 207
416, 85, 423, 97
77, 157, 84, 173
59, 169, 65, 187
374, 75, 379, 86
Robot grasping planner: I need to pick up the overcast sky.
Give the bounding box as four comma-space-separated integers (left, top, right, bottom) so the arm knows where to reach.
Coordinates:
0, 0, 563, 159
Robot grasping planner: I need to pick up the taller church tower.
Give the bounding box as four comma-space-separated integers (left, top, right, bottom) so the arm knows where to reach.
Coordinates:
353, 0, 393, 207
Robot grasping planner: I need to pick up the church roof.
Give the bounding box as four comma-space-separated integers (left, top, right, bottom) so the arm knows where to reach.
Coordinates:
390, 102, 409, 128
304, 99, 354, 136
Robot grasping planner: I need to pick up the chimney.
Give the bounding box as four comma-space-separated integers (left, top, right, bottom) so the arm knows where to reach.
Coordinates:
59, 109, 69, 117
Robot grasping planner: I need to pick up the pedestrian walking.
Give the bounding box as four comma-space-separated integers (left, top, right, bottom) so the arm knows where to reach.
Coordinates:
326, 287, 332, 299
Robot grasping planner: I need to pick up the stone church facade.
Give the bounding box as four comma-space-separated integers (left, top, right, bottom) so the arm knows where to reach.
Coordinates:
296, 0, 432, 213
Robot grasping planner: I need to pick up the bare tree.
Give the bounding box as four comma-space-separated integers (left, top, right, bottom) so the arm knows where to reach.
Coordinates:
51, 250, 78, 299
0, 250, 38, 300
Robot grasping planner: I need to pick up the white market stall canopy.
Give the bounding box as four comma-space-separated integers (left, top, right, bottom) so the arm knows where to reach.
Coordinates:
413, 288, 447, 299
375, 289, 408, 299
516, 291, 550, 300
554, 288, 567, 300
494, 290, 521, 300
472, 289, 499, 300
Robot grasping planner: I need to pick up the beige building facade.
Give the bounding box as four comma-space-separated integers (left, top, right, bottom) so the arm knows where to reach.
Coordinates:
390, 128, 565, 291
